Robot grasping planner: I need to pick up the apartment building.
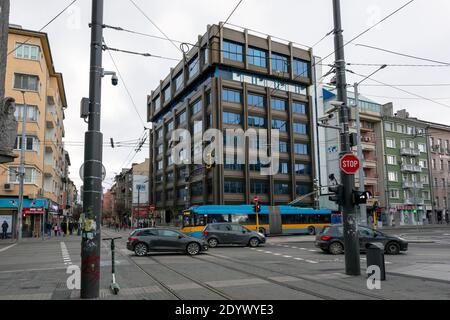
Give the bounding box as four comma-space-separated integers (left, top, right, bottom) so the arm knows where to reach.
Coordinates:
382, 104, 433, 226
147, 24, 315, 222
0, 26, 70, 238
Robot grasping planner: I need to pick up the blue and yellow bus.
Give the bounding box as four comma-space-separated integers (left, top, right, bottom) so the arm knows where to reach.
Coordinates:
181, 205, 332, 237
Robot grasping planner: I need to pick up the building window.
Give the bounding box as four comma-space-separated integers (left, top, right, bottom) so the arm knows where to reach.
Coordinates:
296, 183, 311, 195
177, 188, 187, 199
14, 104, 39, 122
167, 155, 173, 166
248, 47, 267, 67
223, 41, 243, 62
274, 183, 290, 195
191, 182, 203, 197
224, 162, 244, 171
294, 143, 308, 155
386, 138, 396, 148
174, 72, 183, 91
432, 159, 437, 170
8, 167, 37, 184
188, 56, 199, 78
14, 73, 39, 92
279, 162, 289, 174
224, 180, 245, 193
157, 145, 163, 155
295, 163, 311, 175
157, 161, 163, 171
272, 53, 288, 73
293, 102, 307, 114
248, 94, 265, 108
201, 45, 209, 65
440, 160, 444, 170
14, 136, 40, 153
250, 181, 269, 194
223, 112, 241, 125
15, 43, 40, 61
293, 123, 308, 135
272, 119, 288, 132
396, 124, 405, 134
421, 175, 429, 184
279, 141, 289, 153
191, 99, 202, 115
156, 128, 163, 139
163, 85, 171, 102
193, 121, 203, 135
293, 59, 309, 77
387, 155, 397, 165
385, 122, 394, 132
248, 116, 266, 128
154, 95, 161, 112
422, 191, 430, 201
222, 89, 241, 104
177, 111, 187, 126
167, 121, 174, 132
418, 143, 426, 153
271, 98, 287, 111
388, 172, 398, 182
390, 189, 400, 199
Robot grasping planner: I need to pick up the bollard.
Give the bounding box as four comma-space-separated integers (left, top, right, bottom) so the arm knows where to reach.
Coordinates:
366, 242, 386, 281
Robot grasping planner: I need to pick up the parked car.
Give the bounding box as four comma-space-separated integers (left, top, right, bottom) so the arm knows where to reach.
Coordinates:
202, 223, 266, 248
315, 224, 408, 255
126, 228, 208, 256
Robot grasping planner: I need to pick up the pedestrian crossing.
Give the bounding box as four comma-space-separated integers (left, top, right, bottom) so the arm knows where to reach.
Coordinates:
60, 242, 72, 266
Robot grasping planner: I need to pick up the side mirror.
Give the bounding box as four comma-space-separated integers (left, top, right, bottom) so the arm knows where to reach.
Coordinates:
178, 235, 184, 239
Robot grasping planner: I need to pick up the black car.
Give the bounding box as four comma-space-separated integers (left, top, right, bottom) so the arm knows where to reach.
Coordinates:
202, 223, 266, 248
315, 224, 408, 255
126, 228, 208, 256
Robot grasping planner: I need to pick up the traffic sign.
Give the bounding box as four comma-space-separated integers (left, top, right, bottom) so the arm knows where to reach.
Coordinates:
253, 195, 259, 203
340, 154, 360, 175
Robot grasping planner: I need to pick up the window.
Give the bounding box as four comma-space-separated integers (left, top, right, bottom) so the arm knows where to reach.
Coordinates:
156, 129, 163, 139
191, 182, 203, 197
271, 98, 287, 111
293, 59, 309, 77
177, 188, 187, 199
396, 124, 404, 134
272, 119, 288, 132
193, 121, 203, 135
388, 172, 398, 182
279, 162, 289, 174
163, 85, 171, 102
224, 180, 244, 193
188, 56, 199, 78
222, 89, 241, 103
440, 160, 444, 170
248, 47, 267, 67
157, 161, 163, 171
250, 181, 269, 194
293, 102, 307, 114
385, 122, 394, 132
177, 111, 187, 125
248, 116, 266, 128
14, 104, 39, 122
409, 141, 415, 149
272, 53, 288, 73
407, 126, 414, 135
167, 121, 174, 132
418, 143, 426, 153
294, 143, 308, 155
224, 162, 244, 171
14, 73, 39, 91
390, 189, 400, 199
14, 136, 39, 153
421, 175, 429, 184
432, 159, 437, 170
167, 155, 173, 166
387, 155, 397, 165
154, 95, 161, 112
296, 183, 311, 195
174, 72, 183, 91
157, 145, 163, 155
422, 191, 430, 201
248, 94, 265, 108
8, 167, 38, 184
295, 163, 311, 175
223, 41, 243, 62
191, 99, 202, 115
274, 183, 290, 195
201, 45, 209, 65
279, 141, 289, 153
15, 43, 40, 60
223, 112, 241, 125
293, 123, 308, 135
386, 138, 396, 148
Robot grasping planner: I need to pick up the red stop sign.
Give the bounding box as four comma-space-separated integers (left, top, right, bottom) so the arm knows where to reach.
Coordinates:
340, 154, 360, 174
253, 196, 259, 203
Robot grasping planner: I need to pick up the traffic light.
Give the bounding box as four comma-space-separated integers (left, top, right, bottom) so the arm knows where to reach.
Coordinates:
253, 203, 261, 213
328, 184, 344, 206
352, 189, 372, 206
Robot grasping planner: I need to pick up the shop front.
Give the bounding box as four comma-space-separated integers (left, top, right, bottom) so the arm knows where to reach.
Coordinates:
22, 207, 46, 238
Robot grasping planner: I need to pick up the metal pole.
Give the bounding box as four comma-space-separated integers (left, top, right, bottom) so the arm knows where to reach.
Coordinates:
81, 0, 104, 299
332, 0, 360, 276
137, 187, 140, 227
17, 91, 28, 241
0, 0, 10, 101
353, 83, 367, 226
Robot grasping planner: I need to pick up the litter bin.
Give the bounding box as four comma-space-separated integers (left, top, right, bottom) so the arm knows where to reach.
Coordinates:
366, 242, 386, 281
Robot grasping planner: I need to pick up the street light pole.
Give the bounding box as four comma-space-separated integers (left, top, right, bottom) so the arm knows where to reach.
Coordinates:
16, 91, 28, 242
81, 0, 104, 299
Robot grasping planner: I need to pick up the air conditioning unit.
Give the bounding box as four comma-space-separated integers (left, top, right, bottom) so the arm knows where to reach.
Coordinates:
3, 183, 13, 191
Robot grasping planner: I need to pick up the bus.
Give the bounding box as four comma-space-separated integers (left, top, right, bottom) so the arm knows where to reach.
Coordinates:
181, 205, 332, 238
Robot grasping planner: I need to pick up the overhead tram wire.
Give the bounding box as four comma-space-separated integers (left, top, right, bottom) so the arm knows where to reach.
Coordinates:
8, 0, 79, 56
347, 63, 450, 68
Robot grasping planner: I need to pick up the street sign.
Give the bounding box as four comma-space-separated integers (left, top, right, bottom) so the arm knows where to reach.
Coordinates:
253, 195, 259, 203
339, 154, 360, 175
79, 162, 106, 182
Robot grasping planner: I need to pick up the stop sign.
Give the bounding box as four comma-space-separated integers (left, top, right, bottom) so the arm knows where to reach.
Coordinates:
253, 196, 259, 203
340, 154, 360, 174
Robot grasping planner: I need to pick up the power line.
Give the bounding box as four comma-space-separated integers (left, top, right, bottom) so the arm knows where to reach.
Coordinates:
7, 0, 79, 56
355, 44, 450, 66
348, 62, 450, 68
102, 44, 179, 61
359, 93, 450, 101
357, 83, 450, 87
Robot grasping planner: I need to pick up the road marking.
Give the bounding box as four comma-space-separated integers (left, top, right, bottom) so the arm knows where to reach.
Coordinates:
268, 276, 302, 282
308, 249, 318, 252
300, 248, 307, 250
273, 253, 281, 256
206, 278, 268, 288
282, 255, 292, 258
294, 258, 304, 261
305, 260, 319, 264
264, 251, 272, 254
60, 242, 72, 266
0, 243, 17, 253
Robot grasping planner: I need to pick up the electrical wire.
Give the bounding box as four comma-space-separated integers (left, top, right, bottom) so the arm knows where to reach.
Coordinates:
102, 44, 179, 62
348, 63, 450, 68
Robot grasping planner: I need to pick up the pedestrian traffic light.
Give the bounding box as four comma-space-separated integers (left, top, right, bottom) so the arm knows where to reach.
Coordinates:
253, 203, 261, 213
328, 184, 344, 206
352, 189, 372, 205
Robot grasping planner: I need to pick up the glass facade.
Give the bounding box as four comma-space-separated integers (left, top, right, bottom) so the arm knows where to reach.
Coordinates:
248, 47, 267, 67
223, 41, 243, 62
272, 53, 288, 73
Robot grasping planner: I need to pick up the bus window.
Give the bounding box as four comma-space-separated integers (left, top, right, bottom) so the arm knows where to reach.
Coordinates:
248, 214, 269, 225
231, 214, 249, 224
195, 215, 207, 226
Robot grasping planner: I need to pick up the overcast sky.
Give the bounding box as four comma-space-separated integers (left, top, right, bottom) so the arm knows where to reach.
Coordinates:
9, 0, 450, 192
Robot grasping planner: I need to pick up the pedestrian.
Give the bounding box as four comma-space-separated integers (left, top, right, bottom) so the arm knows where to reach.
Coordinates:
1, 221, 8, 239
115, 222, 119, 232
69, 222, 73, 235
53, 224, 58, 237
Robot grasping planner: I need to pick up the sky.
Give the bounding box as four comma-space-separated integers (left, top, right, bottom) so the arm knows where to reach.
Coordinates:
8, 0, 450, 193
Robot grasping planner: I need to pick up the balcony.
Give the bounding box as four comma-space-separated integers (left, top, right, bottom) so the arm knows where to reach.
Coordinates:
401, 164, 422, 173
400, 148, 420, 157
405, 198, 425, 205
363, 159, 377, 168
403, 181, 424, 189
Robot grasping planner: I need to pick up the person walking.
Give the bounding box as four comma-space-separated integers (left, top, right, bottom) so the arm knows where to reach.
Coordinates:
68, 222, 73, 235
1, 221, 8, 239
53, 224, 58, 237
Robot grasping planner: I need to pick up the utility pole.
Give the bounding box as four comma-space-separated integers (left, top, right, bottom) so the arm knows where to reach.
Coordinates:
332, 0, 360, 276
81, 0, 104, 299
0, 0, 9, 100
16, 91, 28, 242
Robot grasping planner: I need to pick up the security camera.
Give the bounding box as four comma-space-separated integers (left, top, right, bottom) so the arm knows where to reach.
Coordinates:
111, 74, 119, 86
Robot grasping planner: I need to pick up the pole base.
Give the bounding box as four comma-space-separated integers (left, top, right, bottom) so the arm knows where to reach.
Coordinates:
111, 282, 120, 295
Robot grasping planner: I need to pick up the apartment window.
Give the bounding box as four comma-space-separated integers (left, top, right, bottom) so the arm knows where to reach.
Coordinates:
15, 43, 40, 61
272, 53, 288, 73
409, 141, 415, 149
163, 85, 171, 102
157, 145, 163, 155
279, 162, 289, 174
279, 141, 289, 153
387, 155, 397, 165
166, 190, 174, 201
293, 59, 309, 77
440, 160, 444, 170
201, 45, 209, 65
193, 121, 203, 135
396, 124, 404, 134
177, 188, 187, 199
418, 143, 426, 153
248, 47, 267, 67
188, 56, 199, 78
14, 104, 39, 122
14, 73, 39, 92
295, 163, 311, 175
294, 143, 308, 155
293, 123, 308, 135
224, 180, 245, 193
174, 72, 183, 91
191, 182, 203, 197
390, 189, 400, 199
167, 155, 173, 166
223, 41, 243, 62
248, 116, 266, 128
8, 167, 37, 184
167, 121, 174, 132
177, 111, 187, 125
191, 99, 202, 115
14, 136, 40, 153
419, 159, 428, 169
385, 122, 394, 132
222, 89, 241, 104
250, 181, 269, 194
157, 161, 163, 171
271, 98, 287, 111
296, 183, 311, 195
223, 112, 241, 125
422, 191, 430, 201
421, 175, 429, 184
154, 95, 161, 112
407, 126, 414, 135
388, 172, 398, 182
386, 138, 396, 148
272, 119, 288, 132
274, 183, 290, 195
247, 94, 265, 108
432, 159, 437, 170
293, 102, 307, 114
156, 129, 163, 139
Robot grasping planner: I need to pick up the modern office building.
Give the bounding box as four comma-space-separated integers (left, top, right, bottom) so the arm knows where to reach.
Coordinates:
0, 26, 71, 237
147, 24, 316, 221
382, 104, 433, 226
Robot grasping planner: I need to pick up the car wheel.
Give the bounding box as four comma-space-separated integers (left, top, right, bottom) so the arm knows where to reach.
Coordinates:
249, 237, 260, 247
386, 242, 400, 255
208, 238, 219, 248
308, 227, 316, 235
329, 242, 344, 255
186, 242, 201, 256
134, 243, 148, 257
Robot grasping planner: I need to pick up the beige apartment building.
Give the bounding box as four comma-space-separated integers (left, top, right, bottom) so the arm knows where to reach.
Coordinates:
0, 26, 70, 238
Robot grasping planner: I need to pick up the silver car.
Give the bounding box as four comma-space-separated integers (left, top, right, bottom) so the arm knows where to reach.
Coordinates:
202, 223, 266, 248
